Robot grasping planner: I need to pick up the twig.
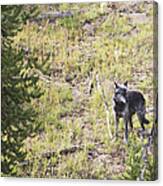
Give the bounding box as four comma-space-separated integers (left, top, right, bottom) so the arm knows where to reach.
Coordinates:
139, 143, 148, 180
95, 74, 113, 139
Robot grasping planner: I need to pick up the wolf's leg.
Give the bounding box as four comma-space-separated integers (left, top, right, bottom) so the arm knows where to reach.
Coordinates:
129, 115, 133, 130
124, 117, 128, 144
137, 112, 145, 130
114, 114, 119, 139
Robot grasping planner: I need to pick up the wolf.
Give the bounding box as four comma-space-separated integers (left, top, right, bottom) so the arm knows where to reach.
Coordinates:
113, 81, 149, 143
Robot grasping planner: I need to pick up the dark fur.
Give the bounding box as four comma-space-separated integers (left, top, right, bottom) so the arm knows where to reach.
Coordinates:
113, 81, 149, 143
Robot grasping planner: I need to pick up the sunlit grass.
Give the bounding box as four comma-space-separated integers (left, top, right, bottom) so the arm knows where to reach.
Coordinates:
15, 2, 156, 179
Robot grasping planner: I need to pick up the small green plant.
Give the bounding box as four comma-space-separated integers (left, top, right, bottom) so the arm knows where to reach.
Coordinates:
120, 133, 157, 181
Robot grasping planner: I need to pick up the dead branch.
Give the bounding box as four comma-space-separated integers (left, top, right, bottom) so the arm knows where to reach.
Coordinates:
42, 145, 83, 159
19, 144, 84, 167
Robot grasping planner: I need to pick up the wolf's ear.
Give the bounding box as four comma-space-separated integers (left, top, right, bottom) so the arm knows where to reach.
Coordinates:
114, 82, 118, 88
124, 81, 128, 87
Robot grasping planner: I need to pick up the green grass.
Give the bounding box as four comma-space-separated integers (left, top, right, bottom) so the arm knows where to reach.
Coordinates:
14, 2, 156, 180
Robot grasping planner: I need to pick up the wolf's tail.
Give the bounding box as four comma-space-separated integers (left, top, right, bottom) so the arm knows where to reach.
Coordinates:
142, 117, 149, 124
139, 104, 149, 124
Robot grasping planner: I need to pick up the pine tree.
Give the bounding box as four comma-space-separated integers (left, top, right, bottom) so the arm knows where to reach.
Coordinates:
1, 5, 43, 176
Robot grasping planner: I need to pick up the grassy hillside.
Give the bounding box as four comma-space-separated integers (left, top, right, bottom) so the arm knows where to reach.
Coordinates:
12, 1, 157, 180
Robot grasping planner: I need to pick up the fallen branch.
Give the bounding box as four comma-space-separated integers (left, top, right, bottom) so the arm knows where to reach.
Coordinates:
30, 11, 73, 23
42, 145, 83, 159
19, 144, 84, 166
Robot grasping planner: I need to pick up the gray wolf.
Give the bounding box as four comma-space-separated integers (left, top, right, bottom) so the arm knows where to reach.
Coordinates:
113, 81, 149, 143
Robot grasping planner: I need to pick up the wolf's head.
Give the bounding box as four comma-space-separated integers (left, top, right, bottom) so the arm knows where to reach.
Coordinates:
113, 81, 128, 104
